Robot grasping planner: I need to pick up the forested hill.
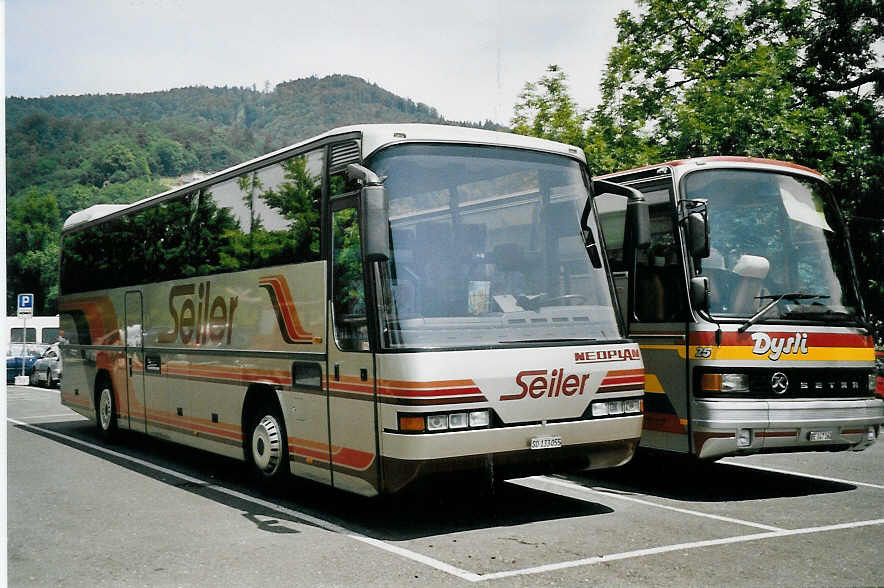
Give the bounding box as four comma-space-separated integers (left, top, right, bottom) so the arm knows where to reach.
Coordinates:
5, 74, 502, 314
7, 74, 501, 196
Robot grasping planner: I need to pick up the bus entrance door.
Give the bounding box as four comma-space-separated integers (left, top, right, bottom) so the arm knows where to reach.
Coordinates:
327, 202, 380, 496
124, 291, 147, 433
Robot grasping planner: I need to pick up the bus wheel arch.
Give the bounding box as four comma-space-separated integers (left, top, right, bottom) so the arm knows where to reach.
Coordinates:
241, 385, 289, 485
94, 370, 117, 440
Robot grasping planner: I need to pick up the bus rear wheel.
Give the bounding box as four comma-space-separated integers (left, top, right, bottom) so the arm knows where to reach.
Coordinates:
96, 380, 117, 441
247, 404, 289, 486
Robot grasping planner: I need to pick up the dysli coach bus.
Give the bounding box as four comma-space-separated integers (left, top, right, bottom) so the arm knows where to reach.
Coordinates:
59, 124, 649, 496
595, 156, 883, 459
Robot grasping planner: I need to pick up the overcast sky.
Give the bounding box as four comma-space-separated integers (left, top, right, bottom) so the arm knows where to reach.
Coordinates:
5, 0, 637, 125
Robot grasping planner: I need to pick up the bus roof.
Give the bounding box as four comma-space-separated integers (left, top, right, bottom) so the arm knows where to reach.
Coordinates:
597, 156, 824, 182
63, 124, 585, 232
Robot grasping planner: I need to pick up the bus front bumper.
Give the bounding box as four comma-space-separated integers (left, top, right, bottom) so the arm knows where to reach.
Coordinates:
692, 398, 884, 459
380, 415, 642, 493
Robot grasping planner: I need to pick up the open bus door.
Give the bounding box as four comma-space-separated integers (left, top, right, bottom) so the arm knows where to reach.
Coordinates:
596, 179, 692, 453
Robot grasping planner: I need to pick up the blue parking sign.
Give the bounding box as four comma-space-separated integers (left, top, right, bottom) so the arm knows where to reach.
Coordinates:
17, 293, 35, 317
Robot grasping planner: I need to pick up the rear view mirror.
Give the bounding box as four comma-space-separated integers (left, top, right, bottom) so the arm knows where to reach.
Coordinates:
690, 276, 709, 312
592, 179, 650, 250
687, 212, 710, 259
629, 198, 651, 250
681, 200, 710, 259
347, 164, 391, 262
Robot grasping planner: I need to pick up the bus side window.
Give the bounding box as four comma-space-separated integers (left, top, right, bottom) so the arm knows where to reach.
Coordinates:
332, 207, 369, 351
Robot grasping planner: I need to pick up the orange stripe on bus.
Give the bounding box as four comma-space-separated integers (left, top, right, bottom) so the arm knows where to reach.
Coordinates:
604, 369, 645, 377
259, 275, 313, 341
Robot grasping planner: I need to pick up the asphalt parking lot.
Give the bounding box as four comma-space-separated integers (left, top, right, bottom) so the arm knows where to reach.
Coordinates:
7, 384, 884, 586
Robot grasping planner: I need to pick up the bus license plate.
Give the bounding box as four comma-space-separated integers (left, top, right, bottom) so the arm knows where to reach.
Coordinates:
530, 436, 563, 450
809, 431, 833, 442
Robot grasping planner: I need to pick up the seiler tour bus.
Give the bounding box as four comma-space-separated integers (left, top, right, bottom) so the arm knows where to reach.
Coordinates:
595, 156, 883, 460
58, 124, 650, 496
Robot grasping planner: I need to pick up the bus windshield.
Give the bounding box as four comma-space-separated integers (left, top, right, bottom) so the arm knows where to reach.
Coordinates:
367, 144, 620, 350
685, 169, 862, 323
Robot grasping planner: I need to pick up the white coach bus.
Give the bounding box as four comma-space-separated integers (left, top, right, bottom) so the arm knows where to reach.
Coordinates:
59, 124, 648, 496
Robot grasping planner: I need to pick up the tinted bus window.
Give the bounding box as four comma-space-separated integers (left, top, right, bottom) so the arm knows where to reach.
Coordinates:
60, 150, 325, 294
198, 149, 323, 273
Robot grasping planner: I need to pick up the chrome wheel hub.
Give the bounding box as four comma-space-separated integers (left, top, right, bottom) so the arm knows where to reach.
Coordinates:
251, 415, 282, 475
99, 388, 113, 430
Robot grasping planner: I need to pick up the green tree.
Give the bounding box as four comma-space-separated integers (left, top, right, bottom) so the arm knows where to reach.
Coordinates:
149, 138, 196, 176
6, 189, 61, 314
512, 65, 588, 148
80, 140, 151, 186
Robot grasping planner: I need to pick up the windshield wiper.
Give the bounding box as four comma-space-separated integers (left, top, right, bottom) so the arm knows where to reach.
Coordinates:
737, 292, 830, 333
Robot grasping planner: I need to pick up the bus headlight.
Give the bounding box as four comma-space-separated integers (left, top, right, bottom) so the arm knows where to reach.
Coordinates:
426, 414, 449, 431
448, 412, 468, 429
870, 373, 877, 392
591, 398, 642, 417
398, 410, 491, 433
622, 398, 642, 414
701, 373, 749, 393
469, 410, 490, 428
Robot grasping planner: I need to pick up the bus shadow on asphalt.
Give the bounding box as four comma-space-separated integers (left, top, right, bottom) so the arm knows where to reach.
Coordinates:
567, 451, 856, 502
18, 420, 614, 541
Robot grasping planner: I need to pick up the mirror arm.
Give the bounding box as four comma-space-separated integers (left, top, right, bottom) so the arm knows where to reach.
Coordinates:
346, 163, 384, 186
592, 179, 644, 203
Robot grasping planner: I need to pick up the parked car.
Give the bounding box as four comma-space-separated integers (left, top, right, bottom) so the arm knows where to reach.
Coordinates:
30, 343, 62, 388
6, 344, 47, 384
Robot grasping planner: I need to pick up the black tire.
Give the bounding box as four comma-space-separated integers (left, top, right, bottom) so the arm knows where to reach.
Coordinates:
46, 368, 53, 388
246, 402, 289, 487
95, 378, 118, 441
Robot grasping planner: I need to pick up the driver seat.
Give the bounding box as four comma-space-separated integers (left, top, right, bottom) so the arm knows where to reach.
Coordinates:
730, 254, 770, 314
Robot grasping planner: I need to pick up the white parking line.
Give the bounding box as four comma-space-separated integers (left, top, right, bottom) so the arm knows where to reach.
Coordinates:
518, 476, 785, 531
480, 518, 884, 581
7, 418, 482, 583
724, 461, 884, 491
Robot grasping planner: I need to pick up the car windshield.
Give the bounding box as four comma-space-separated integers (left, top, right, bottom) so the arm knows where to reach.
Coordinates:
685, 169, 862, 323
366, 143, 620, 350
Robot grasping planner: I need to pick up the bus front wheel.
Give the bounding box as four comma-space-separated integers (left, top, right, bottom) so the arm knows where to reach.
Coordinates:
247, 404, 289, 486
96, 379, 117, 441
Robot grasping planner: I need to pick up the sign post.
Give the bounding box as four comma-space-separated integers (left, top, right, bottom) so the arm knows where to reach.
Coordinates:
15, 294, 35, 385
